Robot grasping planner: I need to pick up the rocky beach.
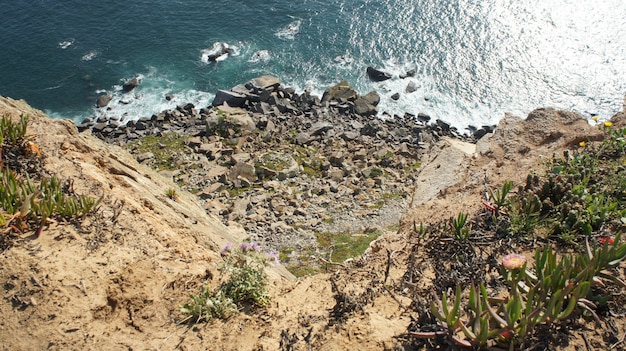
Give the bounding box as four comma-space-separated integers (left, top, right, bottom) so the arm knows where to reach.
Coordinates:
1, 79, 625, 350
79, 75, 493, 272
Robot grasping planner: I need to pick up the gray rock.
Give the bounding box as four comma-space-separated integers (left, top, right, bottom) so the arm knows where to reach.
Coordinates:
405, 81, 418, 93
391, 93, 400, 101
122, 77, 140, 92
400, 68, 416, 78
212, 90, 247, 107
96, 94, 112, 108
321, 80, 358, 102
340, 131, 360, 141
353, 97, 377, 116
136, 152, 155, 163
362, 91, 381, 106
295, 132, 312, 145
246, 75, 281, 93
366, 66, 392, 81
310, 122, 333, 136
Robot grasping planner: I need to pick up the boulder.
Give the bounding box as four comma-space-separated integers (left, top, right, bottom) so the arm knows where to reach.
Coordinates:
246, 75, 281, 93
212, 90, 247, 107
417, 113, 431, 123
362, 91, 380, 106
400, 68, 416, 78
366, 66, 391, 81
405, 81, 418, 93
321, 80, 357, 102
310, 122, 333, 136
353, 96, 377, 116
96, 94, 112, 108
122, 77, 140, 92
391, 93, 400, 101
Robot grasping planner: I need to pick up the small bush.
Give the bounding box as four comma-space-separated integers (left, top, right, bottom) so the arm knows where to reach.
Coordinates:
180, 242, 273, 323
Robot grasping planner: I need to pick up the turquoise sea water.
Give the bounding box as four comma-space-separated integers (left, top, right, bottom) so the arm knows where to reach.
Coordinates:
1, 0, 625, 129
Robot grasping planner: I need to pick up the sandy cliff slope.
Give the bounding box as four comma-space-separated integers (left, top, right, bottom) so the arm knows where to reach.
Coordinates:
1, 97, 624, 351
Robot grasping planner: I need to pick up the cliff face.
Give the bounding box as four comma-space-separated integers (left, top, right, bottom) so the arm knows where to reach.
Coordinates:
1, 96, 624, 351
0, 97, 292, 350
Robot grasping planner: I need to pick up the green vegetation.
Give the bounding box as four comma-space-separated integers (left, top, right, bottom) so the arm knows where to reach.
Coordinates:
417, 238, 626, 349
127, 133, 188, 171
180, 242, 272, 323
1, 115, 101, 243
413, 124, 626, 349
165, 188, 178, 201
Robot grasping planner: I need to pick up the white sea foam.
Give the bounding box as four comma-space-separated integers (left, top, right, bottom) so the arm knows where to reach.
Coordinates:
248, 50, 271, 63
91, 71, 214, 124
81, 51, 97, 61
58, 39, 74, 49
200, 42, 239, 63
275, 20, 301, 40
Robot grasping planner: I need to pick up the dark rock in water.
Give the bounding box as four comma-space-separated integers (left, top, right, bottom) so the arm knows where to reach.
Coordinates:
405, 81, 417, 94
322, 80, 357, 102
96, 94, 112, 108
212, 90, 247, 107
165, 94, 174, 101
436, 119, 450, 132
417, 113, 431, 123
206, 43, 234, 62
122, 78, 140, 92
366, 66, 392, 82
482, 125, 496, 133
400, 68, 416, 79
473, 128, 487, 140
391, 93, 400, 101
367, 68, 392, 83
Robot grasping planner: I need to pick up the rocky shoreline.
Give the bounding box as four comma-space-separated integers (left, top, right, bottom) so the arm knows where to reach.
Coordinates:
79, 76, 494, 268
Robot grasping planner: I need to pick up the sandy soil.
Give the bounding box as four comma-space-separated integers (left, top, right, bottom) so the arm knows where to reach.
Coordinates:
1, 98, 624, 351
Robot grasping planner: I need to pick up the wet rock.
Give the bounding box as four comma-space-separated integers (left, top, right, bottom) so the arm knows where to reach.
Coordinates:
96, 94, 112, 108
391, 93, 400, 101
405, 81, 417, 93
366, 66, 392, 82
122, 77, 140, 92
400, 68, 416, 78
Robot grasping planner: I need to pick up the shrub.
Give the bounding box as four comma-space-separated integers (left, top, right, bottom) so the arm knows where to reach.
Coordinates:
180, 241, 273, 323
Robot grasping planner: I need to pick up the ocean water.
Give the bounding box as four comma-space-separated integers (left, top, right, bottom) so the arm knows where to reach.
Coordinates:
1, 0, 625, 130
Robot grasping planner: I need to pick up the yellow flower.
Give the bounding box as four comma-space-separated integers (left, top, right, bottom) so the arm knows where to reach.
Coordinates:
604, 121, 613, 127
592, 116, 599, 122
502, 254, 526, 270
579, 141, 586, 147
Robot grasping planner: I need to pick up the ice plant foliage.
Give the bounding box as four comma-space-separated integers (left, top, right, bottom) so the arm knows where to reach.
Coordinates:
414, 234, 626, 349
181, 241, 273, 323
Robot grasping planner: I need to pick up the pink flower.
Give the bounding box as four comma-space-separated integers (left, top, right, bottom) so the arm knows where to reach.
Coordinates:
502, 254, 526, 270
599, 236, 614, 245
240, 241, 261, 252
221, 242, 233, 256
267, 251, 279, 265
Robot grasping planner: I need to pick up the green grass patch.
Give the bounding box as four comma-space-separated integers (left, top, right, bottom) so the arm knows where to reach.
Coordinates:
315, 230, 381, 263
127, 133, 188, 171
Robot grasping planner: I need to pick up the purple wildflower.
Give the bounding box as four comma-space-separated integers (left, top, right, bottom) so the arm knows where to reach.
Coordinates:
240, 241, 260, 252
267, 251, 279, 265
221, 242, 233, 256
